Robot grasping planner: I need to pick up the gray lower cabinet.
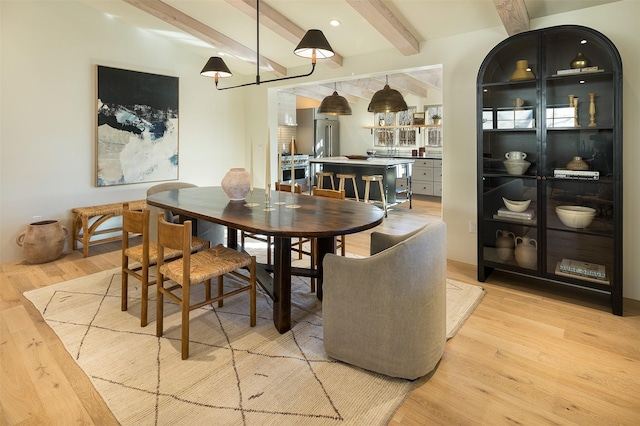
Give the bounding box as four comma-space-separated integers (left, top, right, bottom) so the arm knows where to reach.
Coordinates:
412, 159, 442, 197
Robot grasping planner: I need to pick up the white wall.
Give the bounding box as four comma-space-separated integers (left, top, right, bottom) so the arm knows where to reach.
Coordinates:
2, 1, 639, 302
0, 1, 247, 262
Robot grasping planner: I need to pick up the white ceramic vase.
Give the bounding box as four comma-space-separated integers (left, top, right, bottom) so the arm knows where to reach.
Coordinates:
221, 168, 251, 201
515, 236, 537, 269
495, 229, 515, 261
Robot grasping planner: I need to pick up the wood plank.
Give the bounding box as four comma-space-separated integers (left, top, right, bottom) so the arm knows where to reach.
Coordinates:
346, 0, 420, 55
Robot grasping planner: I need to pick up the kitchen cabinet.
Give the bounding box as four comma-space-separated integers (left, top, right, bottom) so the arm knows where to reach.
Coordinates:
412, 159, 442, 197
277, 92, 297, 126
476, 25, 623, 314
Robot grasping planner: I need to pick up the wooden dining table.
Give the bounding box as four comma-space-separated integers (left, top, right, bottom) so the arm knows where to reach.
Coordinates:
147, 186, 384, 333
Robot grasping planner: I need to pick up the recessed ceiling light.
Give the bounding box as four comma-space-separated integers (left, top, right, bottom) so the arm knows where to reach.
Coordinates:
330, 19, 341, 27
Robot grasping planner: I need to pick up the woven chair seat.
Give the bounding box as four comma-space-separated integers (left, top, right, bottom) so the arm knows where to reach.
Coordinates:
159, 244, 253, 285
73, 199, 147, 257
72, 200, 147, 218
124, 236, 209, 265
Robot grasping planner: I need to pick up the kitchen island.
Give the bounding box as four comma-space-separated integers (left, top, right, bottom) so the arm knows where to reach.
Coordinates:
309, 156, 414, 205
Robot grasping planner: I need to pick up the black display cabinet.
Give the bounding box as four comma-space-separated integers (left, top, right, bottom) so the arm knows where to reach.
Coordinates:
476, 25, 623, 315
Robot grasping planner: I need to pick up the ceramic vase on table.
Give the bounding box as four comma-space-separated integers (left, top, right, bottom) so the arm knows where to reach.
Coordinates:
16, 220, 69, 264
221, 168, 251, 201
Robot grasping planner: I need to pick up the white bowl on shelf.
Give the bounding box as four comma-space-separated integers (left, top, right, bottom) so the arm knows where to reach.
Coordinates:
503, 159, 531, 175
502, 197, 531, 212
555, 206, 596, 228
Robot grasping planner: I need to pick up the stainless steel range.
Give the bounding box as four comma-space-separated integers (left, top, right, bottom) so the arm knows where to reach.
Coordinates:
279, 154, 309, 190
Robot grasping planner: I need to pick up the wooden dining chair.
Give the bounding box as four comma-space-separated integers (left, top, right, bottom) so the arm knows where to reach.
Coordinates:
121, 203, 209, 327
156, 214, 256, 360
308, 187, 347, 292
311, 186, 347, 256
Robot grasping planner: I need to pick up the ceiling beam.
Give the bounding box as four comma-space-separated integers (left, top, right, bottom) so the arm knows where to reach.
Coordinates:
493, 0, 530, 36
226, 0, 343, 68
122, 0, 287, 77
346, 0, 420, 56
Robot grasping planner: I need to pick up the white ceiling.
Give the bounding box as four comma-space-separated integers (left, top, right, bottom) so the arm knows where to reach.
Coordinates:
80, 0, 620, 101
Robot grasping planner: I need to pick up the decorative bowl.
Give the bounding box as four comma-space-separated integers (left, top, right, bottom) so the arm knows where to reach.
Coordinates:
502, 197, 531, 212
503, 159, 531, 175
555, 206, 596, 228
366, 149, 376, 156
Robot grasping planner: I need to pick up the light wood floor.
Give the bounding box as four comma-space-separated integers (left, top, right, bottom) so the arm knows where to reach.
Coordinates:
2, 196, 639, 425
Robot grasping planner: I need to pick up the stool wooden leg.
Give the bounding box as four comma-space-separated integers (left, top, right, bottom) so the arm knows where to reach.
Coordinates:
351, 177, 360, 201
338, 177, 345, 192
377, 180, 387, 216
364, 180, 371, 203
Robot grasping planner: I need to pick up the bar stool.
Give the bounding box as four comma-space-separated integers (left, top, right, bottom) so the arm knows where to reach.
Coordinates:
362, 174, 387, 216
316, 171, 335, 190
336, 173, 360, 201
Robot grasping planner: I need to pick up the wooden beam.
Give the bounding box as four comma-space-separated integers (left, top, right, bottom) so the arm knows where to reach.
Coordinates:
493, 0, 530, 36
346, 0, 420, 56
122, 0, 287, 77
225, 0, 343, 68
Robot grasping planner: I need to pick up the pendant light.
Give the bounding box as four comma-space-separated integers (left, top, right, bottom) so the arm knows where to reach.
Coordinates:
367, 76, 408, 113
318, 83, 352, 115
200, 1, 334, 90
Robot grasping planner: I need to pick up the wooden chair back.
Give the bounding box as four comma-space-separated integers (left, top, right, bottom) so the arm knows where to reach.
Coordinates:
276, 182, 303, 193
157, 214, 192, 277
312, 186, 346, 200
122, 202, 149, 244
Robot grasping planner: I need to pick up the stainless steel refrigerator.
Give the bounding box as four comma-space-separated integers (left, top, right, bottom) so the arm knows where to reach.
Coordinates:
296, 108, 339, 158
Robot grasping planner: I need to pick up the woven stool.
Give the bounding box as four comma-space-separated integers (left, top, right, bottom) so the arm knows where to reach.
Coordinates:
316, 171, 335, 190
362, 175, 387, 216
336, 173, 359, 201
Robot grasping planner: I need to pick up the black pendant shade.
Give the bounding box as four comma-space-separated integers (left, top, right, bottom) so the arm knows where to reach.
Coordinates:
367, 83, 408, 113
318, 90, 352, 115
294, 29, 335, 60
200, 57, 233, 79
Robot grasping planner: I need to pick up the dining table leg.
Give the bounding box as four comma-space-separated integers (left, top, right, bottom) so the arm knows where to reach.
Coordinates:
315, 236, 337, 301
272, 237, 292, 333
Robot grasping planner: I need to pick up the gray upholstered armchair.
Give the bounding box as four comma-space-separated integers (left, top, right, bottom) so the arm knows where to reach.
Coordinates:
322, 221, 447, 380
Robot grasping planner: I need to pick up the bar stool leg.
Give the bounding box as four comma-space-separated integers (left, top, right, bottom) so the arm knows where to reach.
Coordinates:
364, 180, 372, 203
377, 179, 387, 216
351, 176, 360, 201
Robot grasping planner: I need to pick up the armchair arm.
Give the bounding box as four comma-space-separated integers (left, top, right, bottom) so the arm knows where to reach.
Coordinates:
369, 222, 434, 255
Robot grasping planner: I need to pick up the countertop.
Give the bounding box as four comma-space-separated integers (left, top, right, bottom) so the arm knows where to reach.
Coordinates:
373, 155, 442, 160
309, 156, 415, 166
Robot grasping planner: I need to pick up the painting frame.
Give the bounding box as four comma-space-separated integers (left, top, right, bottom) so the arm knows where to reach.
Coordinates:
96, 65, 179, 187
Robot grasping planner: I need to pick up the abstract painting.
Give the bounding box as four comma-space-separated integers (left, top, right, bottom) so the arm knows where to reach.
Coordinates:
96, 66, 178, 186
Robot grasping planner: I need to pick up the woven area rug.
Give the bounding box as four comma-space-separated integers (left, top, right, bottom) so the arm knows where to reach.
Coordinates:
24, 258, 484, 425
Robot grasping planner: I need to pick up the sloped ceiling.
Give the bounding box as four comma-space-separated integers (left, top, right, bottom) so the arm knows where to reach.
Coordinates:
81, 0, 620, 102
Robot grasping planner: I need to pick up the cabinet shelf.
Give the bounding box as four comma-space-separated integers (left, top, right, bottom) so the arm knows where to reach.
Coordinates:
476, 24, 622, 315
